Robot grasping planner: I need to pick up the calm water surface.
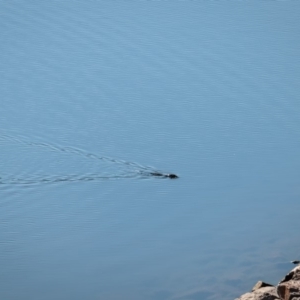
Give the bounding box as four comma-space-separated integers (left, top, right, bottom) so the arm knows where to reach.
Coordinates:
1, 2, 300, 300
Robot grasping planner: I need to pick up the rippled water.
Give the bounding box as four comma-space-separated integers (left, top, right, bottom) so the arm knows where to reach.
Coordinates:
0, 132, 177, 185
1, 2, 300, 300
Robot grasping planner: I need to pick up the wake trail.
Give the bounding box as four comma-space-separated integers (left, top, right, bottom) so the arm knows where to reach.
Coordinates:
0, 133, 175, 185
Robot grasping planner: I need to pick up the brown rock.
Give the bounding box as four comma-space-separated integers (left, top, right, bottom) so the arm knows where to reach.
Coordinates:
277, 266, 300, 300
252, 281, 274, 291
235, 286, 280, 300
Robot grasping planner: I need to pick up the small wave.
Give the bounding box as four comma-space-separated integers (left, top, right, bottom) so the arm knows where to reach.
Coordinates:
0, 132, 176, 186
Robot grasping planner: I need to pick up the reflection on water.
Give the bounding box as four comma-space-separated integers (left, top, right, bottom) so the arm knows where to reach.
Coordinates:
0, 133, 177, 185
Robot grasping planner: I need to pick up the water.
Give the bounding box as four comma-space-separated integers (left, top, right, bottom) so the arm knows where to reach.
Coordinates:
1, 2, 300, 299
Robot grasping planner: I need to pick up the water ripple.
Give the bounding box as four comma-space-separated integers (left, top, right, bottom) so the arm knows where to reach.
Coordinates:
0, 133, 177, 186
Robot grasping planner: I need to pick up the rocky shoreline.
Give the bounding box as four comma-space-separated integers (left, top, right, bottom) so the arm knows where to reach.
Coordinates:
235, 265, 300, 300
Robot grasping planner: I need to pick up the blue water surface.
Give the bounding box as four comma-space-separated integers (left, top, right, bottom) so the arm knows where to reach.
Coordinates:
1, 2, 300, 299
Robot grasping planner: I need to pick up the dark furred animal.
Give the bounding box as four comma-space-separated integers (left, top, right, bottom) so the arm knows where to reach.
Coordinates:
149, 172, 178, 179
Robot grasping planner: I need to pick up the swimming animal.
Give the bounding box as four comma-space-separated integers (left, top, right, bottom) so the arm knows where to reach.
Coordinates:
149, 172, 178, 179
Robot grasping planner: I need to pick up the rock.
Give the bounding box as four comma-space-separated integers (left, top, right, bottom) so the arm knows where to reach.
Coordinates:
235, 286, 280, 300
277, 266, 300, 300
235, 266, 300, 300
252, 281, 274, 291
